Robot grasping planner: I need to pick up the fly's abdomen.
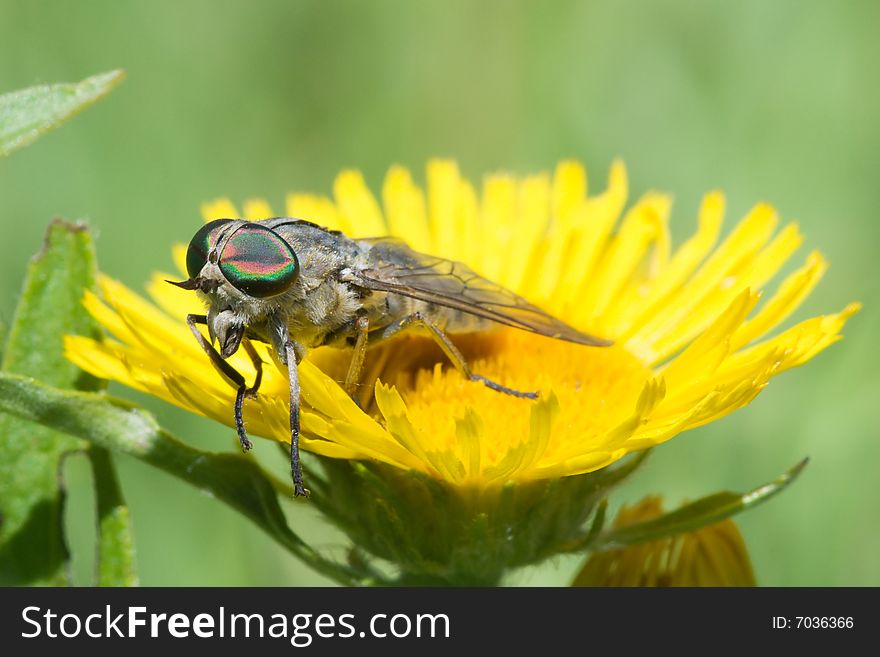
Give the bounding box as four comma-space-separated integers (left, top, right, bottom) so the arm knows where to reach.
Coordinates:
385, 294, 495, 335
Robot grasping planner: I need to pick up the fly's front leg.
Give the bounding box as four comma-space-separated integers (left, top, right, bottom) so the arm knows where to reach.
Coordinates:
283, 339, 308, 498
186, 314, 262, 451
269, 313, 309, 498
377, 312, 538, 399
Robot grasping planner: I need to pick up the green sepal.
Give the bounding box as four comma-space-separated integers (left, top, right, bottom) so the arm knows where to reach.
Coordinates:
310, 450, 651, 586
594, 458, 808, 549
0, 70, 125, 158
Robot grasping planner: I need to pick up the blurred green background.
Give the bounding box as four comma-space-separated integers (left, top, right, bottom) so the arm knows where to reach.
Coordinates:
1, 0, 877, 586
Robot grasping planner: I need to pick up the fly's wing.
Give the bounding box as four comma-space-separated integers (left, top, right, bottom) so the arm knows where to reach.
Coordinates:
349, 239, 612, 347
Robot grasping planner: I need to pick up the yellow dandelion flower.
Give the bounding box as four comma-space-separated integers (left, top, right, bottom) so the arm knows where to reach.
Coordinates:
65, 159, 858, 489
572, 496, 756, 587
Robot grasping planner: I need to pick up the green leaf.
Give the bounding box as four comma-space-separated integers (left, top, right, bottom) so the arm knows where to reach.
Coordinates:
595, 458, 809, 549
0, 70, 125, 158
2, 221, 104, 382
0, 221, 103, 585
88, 446, 138, 586
0, 372, 363, 586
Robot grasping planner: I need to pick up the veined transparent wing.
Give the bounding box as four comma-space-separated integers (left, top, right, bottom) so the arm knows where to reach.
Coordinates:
349, 238, 612, 347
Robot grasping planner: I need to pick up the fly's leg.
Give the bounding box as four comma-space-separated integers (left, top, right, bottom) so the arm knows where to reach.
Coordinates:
267, 313, 309, 498
186, 314, 262, 451
344, 310, 370, 399
234, 336, 264, 450
283, 338, 309, 498
376, 312, 538, 399
241, 337, 264, 398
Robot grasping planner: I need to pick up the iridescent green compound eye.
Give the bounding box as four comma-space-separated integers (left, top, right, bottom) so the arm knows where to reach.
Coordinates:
186, 219, 233, 279
219, 223, 299, 298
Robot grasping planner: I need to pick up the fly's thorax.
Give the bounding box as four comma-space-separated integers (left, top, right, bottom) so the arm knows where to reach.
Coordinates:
284, 278, 366, 348
265, 219, 362, 263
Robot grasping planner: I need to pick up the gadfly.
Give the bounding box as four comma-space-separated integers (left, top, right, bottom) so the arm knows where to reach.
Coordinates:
170, 218, 612, 497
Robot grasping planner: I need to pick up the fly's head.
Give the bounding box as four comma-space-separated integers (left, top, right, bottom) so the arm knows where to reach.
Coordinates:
169, 219, 301, 355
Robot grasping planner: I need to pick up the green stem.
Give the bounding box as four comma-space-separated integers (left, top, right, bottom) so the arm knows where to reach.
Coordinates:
88, 446, 138, 586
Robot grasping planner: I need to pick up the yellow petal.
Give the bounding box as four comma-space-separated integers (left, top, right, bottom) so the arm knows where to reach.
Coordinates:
201, 198, 239, 221
285, 194, 347, 232
382, 165, 431, 252
242, 198, 275, 220
334, 169, 386, 237
427, 160, 464, 259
